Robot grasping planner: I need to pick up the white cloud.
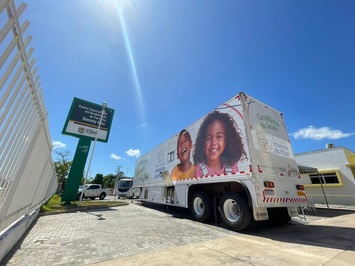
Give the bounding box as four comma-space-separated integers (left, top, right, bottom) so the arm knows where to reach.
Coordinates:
52, 140, 66, 149
292, 126, 354, 141
110, 153, 122, 160
126, 149, 140, 158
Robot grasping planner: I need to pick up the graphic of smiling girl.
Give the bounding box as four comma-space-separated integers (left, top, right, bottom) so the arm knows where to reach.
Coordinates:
193, 111, 245, 176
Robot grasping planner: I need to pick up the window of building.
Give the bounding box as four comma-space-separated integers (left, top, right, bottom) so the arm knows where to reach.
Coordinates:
309, 171, 341, 185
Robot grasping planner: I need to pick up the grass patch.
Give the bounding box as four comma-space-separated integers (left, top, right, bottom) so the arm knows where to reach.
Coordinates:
40, 194, 128, 214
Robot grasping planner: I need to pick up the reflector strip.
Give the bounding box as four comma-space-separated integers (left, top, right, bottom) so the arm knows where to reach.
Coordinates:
262, 197, 308, 203
173, 169, 253, 181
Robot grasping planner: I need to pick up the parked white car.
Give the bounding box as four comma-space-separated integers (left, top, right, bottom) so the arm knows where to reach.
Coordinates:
77, 184, 110, 200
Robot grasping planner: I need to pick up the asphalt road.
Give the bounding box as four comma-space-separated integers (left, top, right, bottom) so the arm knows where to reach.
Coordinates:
2, 198, 355, 266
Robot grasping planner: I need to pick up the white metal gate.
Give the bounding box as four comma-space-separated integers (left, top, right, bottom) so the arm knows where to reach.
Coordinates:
0, 0, 57, 261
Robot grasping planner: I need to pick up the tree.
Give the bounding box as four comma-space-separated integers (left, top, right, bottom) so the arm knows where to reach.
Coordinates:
92, 173, 104, 185
54, 151, 72, 191
103, 174, 116, 188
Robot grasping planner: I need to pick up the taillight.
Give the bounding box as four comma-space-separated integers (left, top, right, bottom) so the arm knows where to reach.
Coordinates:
296, 184, 305, 190
264, 181, 275, 188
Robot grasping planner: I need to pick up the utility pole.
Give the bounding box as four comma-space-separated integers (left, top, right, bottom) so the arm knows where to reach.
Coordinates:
114, 166, 123, 201
116, 166, 123, 176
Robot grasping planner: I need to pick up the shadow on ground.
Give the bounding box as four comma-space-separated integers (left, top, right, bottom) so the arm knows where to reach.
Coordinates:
136, 200, 355, 252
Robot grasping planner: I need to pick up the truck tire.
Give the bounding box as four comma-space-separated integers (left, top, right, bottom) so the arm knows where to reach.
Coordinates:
219, 192, 252, 231
190, 191, 212, 222
99, 192, 106, 200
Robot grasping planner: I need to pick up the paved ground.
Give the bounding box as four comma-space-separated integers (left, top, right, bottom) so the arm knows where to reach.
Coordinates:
2, 198, 355, 266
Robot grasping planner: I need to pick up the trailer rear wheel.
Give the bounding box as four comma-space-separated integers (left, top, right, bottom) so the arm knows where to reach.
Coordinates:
219, 192, 252, 231
190, 191, 212, 222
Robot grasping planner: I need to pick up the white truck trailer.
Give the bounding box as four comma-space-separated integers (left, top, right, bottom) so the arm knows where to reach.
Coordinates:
132, 92, 308, 230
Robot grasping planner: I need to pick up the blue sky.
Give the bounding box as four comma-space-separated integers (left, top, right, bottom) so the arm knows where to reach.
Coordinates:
18, 0, 355, 177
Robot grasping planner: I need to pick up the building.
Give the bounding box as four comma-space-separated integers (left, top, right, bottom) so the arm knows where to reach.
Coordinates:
295, 145, 355, 206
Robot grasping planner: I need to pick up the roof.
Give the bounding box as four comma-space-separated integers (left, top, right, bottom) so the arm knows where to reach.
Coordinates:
298, 164, 318, 174
295, 146, 354, 157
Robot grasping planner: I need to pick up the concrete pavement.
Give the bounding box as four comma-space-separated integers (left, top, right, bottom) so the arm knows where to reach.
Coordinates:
2, 199, 355, 266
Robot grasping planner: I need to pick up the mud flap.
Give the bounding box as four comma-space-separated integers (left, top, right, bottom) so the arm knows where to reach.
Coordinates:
253, 207, 269, 221
287, 206, 299, 217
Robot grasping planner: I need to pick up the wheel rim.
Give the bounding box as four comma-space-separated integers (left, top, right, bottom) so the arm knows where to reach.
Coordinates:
193, 197, 205, 216
223, 199, 241, 222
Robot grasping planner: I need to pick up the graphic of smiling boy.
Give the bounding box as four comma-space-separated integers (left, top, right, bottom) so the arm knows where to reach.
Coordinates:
193, 111, 245, 176
171, 129, 195, 181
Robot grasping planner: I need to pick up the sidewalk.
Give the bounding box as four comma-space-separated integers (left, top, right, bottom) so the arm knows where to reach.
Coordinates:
2, 200, 355, 266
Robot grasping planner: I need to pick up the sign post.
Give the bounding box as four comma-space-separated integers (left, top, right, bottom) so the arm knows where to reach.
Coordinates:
61, 98, 114, 203
78, 102, 107, 206
61, 138, 91, 203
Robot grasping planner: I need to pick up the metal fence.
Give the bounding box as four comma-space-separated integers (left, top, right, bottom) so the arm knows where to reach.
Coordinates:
0, 0, 57, 261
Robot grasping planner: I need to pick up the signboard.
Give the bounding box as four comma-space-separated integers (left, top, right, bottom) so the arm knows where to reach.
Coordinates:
62, 97, 114, 142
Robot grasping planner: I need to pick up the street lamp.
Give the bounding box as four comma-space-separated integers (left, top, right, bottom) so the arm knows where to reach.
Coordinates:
79, 102, 107, 206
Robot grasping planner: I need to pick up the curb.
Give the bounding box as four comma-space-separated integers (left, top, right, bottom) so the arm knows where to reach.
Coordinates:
39, 202, 129, 216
